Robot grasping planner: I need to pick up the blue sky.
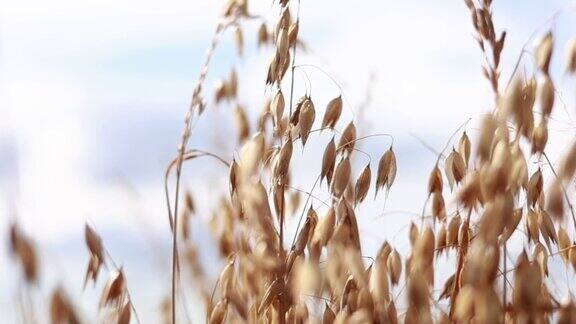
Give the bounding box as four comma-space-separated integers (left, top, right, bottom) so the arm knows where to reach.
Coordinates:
1, 0, 576, 322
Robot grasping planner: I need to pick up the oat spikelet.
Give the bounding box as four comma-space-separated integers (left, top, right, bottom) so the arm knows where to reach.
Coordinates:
447, 216, 461, 247
227, 69, 238, 98
536, 31, 554, 73
452, 151, 466, 184
427, 166, 443, 195
458, 132, 471, 167
210, 298, 228, 324
238, 132, 265, 181
331, 157, 351, 198
273, 135, 293, 181
547, 179, 564, 219
298, 97, 316, 145
531, 119, 548, 154
288, 22, 299, 47
436, 225, 447, 254
290, 95, 306, 125
501, 208, 523, 243
354, 164, 371, 206
233, 26, 244, 57
321, 95, 343, 130
445, 149, 466, 190
477, 115, 496, 162
375, 147, 396, 198
9, 224, 39, 284
526, 208, 540, 243
271, 90, 285, 126
229, 159, 239, 196
100, 270, 126, 308
312, 207, 336, 246
84, 224, 104, 287
258, 279, 282, 314
321, 137, 337, 185
257, 23, 269, 48
439, 274, 455, 300
276, 27, 289, 59
337, 122, 356, 155
527, 169, 543, 207
558, 228, 570, 261
502, 74, 524, 122
538, 74, 555, 117
234, 105, 250, 143
566, 37, 576, 74
539, 208, 557, 246
369, 255, 390, 304
432, 191, 447, 221
214, 79, 226, 103
387, 249, 401, 285
559, 142, 576, 180
118, 302, 131, 324
50, 288, 80, 324
519, 77, 536, 138
323, 303, 335, 324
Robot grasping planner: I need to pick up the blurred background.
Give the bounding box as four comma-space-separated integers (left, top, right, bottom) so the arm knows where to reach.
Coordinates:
1, 0, 575, 322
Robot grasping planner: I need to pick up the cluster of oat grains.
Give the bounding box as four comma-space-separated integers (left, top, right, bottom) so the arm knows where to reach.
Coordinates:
8, 0, 576, 323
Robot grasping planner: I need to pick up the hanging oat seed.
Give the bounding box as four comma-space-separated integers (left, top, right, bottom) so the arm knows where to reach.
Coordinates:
298, 97, 316, 145
321, 95, 343, 130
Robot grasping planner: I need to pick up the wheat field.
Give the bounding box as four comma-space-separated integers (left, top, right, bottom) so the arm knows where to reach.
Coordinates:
5, 0, 576, 323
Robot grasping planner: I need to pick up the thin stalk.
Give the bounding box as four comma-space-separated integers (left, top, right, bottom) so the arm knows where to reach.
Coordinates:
278, 182, 285, 254
171, 164, 182, 324
284, 0, 302, 256
335, 133, 395, 151
291, 174, 321, 248
169, 14, 238, 322
166, 149, 230, 324
287, 0, 301, 117
503, 243, 507, 319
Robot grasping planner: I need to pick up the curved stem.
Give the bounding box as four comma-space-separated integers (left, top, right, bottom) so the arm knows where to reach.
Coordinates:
285, 185, 331, 208
282, 0, 303, 270
503, 244, 507, 315
294, 63, 356, 118
165, 150, 230, 231
171, 164, 182, 324
335, 133, 395, 152
435, 118, 471, 166
294, 64, 343, 93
